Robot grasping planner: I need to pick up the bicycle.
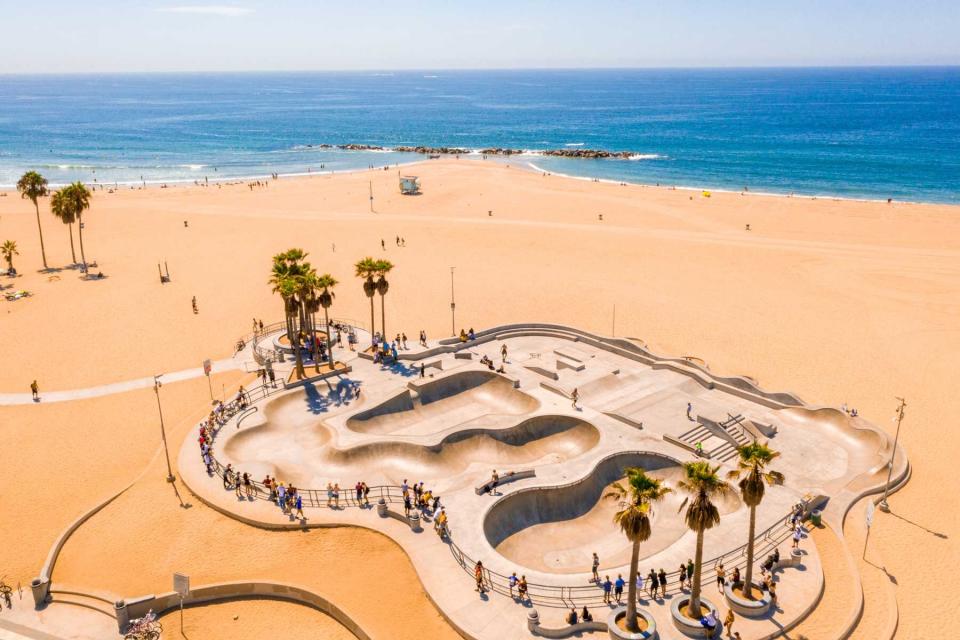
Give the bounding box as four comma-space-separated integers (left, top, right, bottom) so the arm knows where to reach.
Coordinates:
124, 609, 162, 640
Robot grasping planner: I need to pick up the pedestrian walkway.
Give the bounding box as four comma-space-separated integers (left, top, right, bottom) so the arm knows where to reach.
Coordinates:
0, 358, 240, 406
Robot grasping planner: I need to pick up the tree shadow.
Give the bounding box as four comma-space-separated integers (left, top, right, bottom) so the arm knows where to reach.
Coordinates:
383, 360, 418, 378
302, 382, 333, 414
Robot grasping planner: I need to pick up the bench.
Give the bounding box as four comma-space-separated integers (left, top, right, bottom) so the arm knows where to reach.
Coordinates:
527, 609, 607, 638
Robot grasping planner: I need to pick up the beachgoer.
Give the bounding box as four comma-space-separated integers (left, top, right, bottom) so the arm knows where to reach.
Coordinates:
732, 566, 741, 586
420, 363, 425, 378
30, 380, 39, 401
571, 387, 579, 408
326, 482, 334, 508
581, 606, 592, 622
725, 609, 735, 636
402, 332, 408, 349
333, 483, 340, 508
295, 492, 304, 518
566, 608, 578, 625
687, 402, 693, 419
716, 562, 726, 591
474, 561, 485, 593
192, 296, 198, 314
403, 495, 412, 517
490, 470, 499, 494
420, 329, 427, 346
658, 568, 667, 596
518, 576, 528, 601
591, 552, 600, 582
614, 574, 624, 604
648, 569, 658, 598
602, 576, 612, 604
679, 563, 688, 590
501, 344, 508, 361
636, 573, 644, 600
687, 559, 695, 585
509, 572, 518, 598
793, 524, 803, 549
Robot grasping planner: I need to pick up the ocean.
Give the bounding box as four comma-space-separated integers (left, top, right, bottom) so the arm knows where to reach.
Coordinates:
1, 68, 958, 203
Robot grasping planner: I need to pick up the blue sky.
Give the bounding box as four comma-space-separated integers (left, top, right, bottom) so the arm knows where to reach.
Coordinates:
2, 1, 959, 73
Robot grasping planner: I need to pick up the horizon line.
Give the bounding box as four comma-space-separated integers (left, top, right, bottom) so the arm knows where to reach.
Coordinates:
1, 63, 959, 77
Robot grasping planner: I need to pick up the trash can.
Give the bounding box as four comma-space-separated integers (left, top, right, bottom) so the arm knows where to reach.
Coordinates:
810, 509, 822, 527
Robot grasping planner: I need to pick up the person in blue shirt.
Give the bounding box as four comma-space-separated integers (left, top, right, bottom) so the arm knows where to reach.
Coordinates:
614, 574, 625, 604
602, 576, 612, 604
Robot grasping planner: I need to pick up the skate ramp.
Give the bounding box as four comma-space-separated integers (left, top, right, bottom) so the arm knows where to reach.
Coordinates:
346, 370, 539, 436
485, 451, 741, 573
224, 414, 599, 488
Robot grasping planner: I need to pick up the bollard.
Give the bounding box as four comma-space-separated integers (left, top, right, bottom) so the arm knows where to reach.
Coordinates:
115, 600, 129, 633
527, 609, 541, 633
377, 498, 387, 517
30, 577, 50, 609
408, 511, 422, 532
790, 548, 803, 567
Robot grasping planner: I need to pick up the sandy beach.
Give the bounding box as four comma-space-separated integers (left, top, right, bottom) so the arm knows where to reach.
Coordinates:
1, 158, 959, 638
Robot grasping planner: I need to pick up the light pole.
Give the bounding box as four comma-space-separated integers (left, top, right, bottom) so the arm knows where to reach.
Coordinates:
450, 267, 456, 337
154, 375, 176, 483
878, 397, 906, 512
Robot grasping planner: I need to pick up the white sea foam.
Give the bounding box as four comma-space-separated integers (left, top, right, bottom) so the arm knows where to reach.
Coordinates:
627, 154, 664, 160
181, 164, 206, 170
564, 143, 585, 147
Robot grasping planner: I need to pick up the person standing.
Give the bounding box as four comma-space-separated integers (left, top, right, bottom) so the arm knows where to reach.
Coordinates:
30, 380, 39, 401
658, 568, 668, 597
716, 562, 726, 591
518, 575, 528, 602
648, 569, 658, 598
679, 562, 688, 590
501, 344, 508, 361
591, 552, 600, 583
724, 609, 735, 637
295, 492, 304, 519
509, 572, 518, 599
614, 574, 624, 604
602, 576, 612, 604
420, 363, 425, 378
571, 387, 579, 409
474, 561, 486, 593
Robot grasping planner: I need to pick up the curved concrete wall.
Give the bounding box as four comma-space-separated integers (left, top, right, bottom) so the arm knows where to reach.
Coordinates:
483, 451, 680, 548
119, 581, 370, 640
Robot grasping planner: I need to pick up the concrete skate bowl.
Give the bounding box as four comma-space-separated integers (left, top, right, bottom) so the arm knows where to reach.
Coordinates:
312, 415, 600, 488
346, 370, 539, 436
777, 406, 897, 494
484, 451, 742, 574
223, 391, 335, 476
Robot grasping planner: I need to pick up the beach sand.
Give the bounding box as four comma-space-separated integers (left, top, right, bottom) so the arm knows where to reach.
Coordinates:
1, 159, 958, 638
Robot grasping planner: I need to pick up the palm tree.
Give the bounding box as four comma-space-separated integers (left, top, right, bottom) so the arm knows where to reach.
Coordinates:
50, 189, 77, 264
354, 257, 379, 340
2, 240, 19, 272
16, 171, 49, 269
677, 461, 733, 619
605, 467, 672, 633
65, 182, 92, 271
268, 249, 311, 380
375, 259, 394, 339
316, 273, 338, 370
728, 443, 784, 600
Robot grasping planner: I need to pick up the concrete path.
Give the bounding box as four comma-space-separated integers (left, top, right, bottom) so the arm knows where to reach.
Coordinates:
0, 358, 241, 405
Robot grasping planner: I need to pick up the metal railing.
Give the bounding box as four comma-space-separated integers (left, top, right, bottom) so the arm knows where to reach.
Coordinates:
250, 318, 365, 365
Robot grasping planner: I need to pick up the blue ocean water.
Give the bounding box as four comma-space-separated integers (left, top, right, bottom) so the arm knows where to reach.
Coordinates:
1, 68, 958, 202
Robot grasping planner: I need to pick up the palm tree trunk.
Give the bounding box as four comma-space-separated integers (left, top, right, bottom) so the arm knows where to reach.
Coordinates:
626, 539, 641, 632
77, 214, 87, 271
67, 223, 77, 264
323, 306, 334, 370
744, 505, 757, 600
34, 202, 48, 269
368, 295, 375, 342
689, 529, 705, 619
380, 293, 386, 341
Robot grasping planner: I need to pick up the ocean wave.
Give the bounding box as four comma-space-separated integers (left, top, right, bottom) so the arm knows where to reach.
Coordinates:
627, 154, 664, 160
564, 143, 585, 147
180, 164, 207, 170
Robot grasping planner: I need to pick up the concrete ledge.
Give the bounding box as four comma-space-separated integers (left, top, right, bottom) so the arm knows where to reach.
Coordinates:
527, 608, 608, 638
670, 596, 722, 638
475, 469, 536, 495
723, 582, 772, 617
607, 605, 658, 639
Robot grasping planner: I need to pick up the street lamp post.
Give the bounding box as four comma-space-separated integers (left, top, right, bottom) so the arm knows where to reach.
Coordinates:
878, 397, 906, 512
154, 375, 176, 483
450, 266, 456, 337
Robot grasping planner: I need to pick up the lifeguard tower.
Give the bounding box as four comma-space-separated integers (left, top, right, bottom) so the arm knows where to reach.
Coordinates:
399, 175, 421, 195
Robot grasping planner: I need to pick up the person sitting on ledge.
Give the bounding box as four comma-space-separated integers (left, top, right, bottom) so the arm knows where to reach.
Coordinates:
566, 608, 578, 625
468, 327, 476, 340
581, 606, 593, 622
459, 329, 468, 342
699, 609, 718, 632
